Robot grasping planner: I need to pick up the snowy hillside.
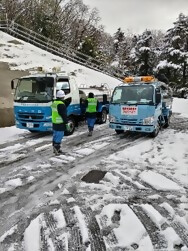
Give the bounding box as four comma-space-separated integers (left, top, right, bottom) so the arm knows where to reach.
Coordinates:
0, 31, 121, 89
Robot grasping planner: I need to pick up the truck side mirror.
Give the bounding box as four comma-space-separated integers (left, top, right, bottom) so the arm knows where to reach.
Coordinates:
11, 80, 15, 89
103, 94, 107, 104
156, 93, 161, 104
11, 78, 19, 89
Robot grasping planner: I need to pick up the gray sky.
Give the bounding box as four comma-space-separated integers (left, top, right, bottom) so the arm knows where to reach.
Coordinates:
83, 0, 188, 35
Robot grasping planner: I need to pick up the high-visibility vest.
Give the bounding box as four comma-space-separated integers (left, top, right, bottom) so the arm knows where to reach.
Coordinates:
86, 98, 97, 113
51, 100, 64, 124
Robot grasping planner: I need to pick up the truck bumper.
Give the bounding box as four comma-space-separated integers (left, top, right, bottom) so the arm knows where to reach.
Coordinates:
15, 120, 52, 132
109, 123, 155, 133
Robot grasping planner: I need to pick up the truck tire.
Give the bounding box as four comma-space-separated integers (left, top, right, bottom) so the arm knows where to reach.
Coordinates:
115, 129, 124, 134
150, 122, 160, 137
97, 109, 107, 124
65, 116, 75, 136
163, 116, 170, 128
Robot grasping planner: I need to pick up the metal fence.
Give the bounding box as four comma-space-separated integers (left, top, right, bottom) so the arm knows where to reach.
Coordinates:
0, 20, 125, 79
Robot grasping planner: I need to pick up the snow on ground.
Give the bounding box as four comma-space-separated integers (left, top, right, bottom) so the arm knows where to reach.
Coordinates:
0, 225, 17, 243
24, 215, 42, 251
139, 170, 183, 191
96, 204, 153, 250
109, 127, 188, 187
172, 98, 188, 118
0, 98, 188, 250
0, 126, 29, 144
0, 31, 121, 89
103, 98, 188, 188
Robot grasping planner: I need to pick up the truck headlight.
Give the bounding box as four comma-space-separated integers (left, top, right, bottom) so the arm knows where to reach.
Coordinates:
109, 115, 116, 122
143, 116, 154, 125
46, 116, 52, 119
43, 122, 52, 127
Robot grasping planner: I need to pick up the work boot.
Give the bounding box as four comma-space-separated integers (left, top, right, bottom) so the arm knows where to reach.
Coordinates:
88, 131, 93, 136
54, 147, 60, 156
53, 146, 56, 153
53, 143, 61, 156
52, 141, 55, 153
58, 149, 65, 154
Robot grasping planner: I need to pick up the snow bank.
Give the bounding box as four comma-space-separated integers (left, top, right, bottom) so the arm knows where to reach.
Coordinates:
5, 178, 22, 188
139, 170, 182, 191
24, 215, 42, 251
172, 98, 188, 118
0, 126, 28, 144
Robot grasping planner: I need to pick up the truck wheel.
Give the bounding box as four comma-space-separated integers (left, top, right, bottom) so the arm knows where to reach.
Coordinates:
115, 130, 124, 134
98, 109, 107, 124
65, 116, 75, 136
150, 123, 160, 137
163, 116, 170, 128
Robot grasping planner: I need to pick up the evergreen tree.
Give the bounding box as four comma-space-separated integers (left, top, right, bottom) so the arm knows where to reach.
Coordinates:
78, 36, 97, 58
130, 30, 155, 76
111, 28, 132, 75
157, 13, 188, 87
113, 28, 125, 54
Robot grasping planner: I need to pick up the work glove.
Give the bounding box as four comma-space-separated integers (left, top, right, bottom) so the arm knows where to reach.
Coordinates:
66, 124, 71, 132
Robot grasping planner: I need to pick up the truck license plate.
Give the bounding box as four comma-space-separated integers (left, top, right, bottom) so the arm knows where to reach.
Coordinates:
26, 122, 34, 128
125, 125, 133, 130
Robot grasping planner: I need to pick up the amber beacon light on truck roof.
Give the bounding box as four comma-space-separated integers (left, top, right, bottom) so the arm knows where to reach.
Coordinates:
123, 76, 155, 83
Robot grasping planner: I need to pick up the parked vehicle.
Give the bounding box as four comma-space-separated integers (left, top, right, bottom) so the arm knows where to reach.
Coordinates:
11, 71, 111, 134
109, 76, 173, 137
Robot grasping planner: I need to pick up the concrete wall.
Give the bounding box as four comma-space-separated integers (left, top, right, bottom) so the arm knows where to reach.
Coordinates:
0, 62, 29, 127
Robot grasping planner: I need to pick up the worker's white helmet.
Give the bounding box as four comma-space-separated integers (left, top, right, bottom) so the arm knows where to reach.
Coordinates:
56, 90, 65, 98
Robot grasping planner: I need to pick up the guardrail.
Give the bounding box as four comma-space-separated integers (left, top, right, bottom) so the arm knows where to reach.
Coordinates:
0, 19, 125, 79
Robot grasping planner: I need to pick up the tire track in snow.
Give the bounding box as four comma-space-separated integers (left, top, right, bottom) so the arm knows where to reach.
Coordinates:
153, 204, 188, 247
1, 116, 188, 250
82, 207, 106, 251
131, 205, 168, 249
63, 207, 83, 250
42, 212, 66, 250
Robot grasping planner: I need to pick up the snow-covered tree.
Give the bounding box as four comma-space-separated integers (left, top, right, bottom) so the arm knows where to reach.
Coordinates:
78, 36, 97, 58
129, 30, 156, 76
157, 13, 188, 87
111, 28, 132, 76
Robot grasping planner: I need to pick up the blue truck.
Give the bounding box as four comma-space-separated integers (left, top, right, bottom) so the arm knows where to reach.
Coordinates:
109, 76, 173, 137
11, 71, 111, 134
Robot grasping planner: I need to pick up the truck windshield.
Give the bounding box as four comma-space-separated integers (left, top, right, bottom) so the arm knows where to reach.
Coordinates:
111, 85, 154, 105
14, 77, 54, 102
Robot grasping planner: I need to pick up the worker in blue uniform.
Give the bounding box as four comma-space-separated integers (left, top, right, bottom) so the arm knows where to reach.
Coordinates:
85, 92, 99, 136
51, 90, 70, 155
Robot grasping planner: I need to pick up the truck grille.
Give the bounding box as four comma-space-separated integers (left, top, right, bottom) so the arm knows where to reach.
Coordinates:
120, 118, 143, 125
18, 112, 44, 120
